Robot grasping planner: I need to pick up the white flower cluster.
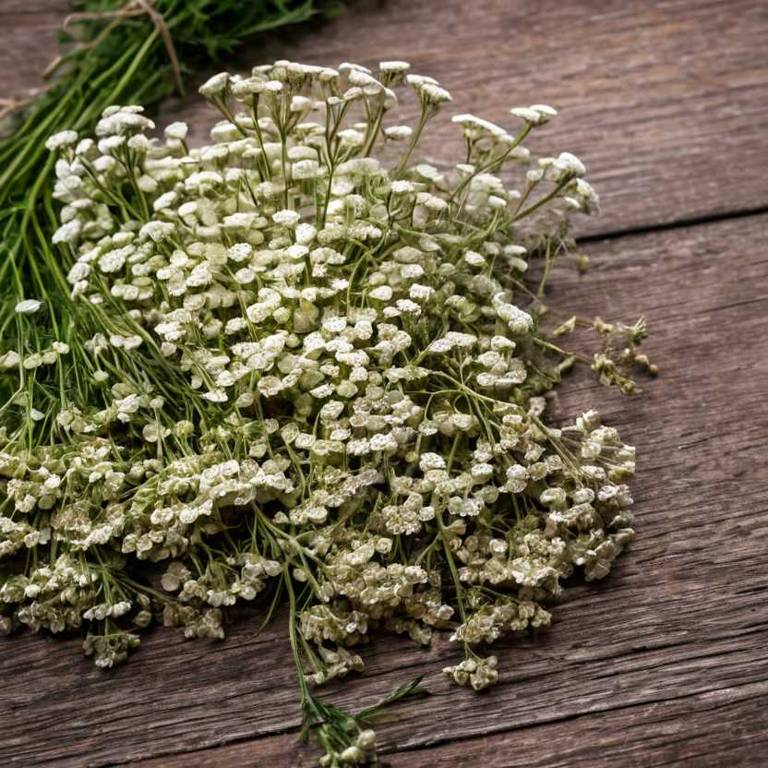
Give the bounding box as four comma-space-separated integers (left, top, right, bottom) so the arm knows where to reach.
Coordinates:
1, 60, 638, 762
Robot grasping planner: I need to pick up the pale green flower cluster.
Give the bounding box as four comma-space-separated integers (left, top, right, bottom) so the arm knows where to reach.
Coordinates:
0, 60, 646, 766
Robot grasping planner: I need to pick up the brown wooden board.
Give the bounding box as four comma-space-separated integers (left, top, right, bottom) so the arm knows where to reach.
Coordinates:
3, 0, 768, 236
1, 1, 768, 766
2, 213, 767, 767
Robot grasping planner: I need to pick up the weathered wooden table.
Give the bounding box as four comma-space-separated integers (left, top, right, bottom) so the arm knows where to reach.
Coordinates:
2, 1, 767, 766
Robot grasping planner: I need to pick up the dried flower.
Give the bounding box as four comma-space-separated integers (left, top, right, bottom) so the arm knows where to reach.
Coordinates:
0, 59, 652, 767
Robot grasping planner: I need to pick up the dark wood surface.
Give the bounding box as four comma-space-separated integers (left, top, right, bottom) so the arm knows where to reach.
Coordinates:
2, 2, 768, 766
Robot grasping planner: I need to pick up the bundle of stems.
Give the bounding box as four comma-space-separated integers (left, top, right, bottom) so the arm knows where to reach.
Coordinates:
0, 0, 334, 418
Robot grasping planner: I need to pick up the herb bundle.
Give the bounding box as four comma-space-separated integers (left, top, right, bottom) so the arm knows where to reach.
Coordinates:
1, 0, 334, 371
0, 60, 652, 765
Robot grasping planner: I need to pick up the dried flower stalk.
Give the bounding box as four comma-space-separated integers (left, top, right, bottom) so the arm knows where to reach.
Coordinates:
0, 59, 652, 766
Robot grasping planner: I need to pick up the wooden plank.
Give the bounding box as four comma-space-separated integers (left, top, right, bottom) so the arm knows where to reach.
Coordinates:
0, 1, 69, 13
133, 683, 768, 768
1, 1, 768, 236
157, 0, 768, 236
0, 10, 66, 106
3, 212, 767, 767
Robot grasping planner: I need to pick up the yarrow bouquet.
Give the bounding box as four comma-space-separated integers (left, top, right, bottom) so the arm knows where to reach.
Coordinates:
0, 59, 653, 765
1, 1, 337, 337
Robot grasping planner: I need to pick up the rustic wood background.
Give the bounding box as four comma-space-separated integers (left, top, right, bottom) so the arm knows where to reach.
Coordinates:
2, 1, 767, 766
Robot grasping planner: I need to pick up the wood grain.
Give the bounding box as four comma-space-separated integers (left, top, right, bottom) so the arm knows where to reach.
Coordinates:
134, 682, 768, 768
3, 213, 767, 767
5, 0, 768, 236
0, 9, 66, 105
1, 1, 768, 766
